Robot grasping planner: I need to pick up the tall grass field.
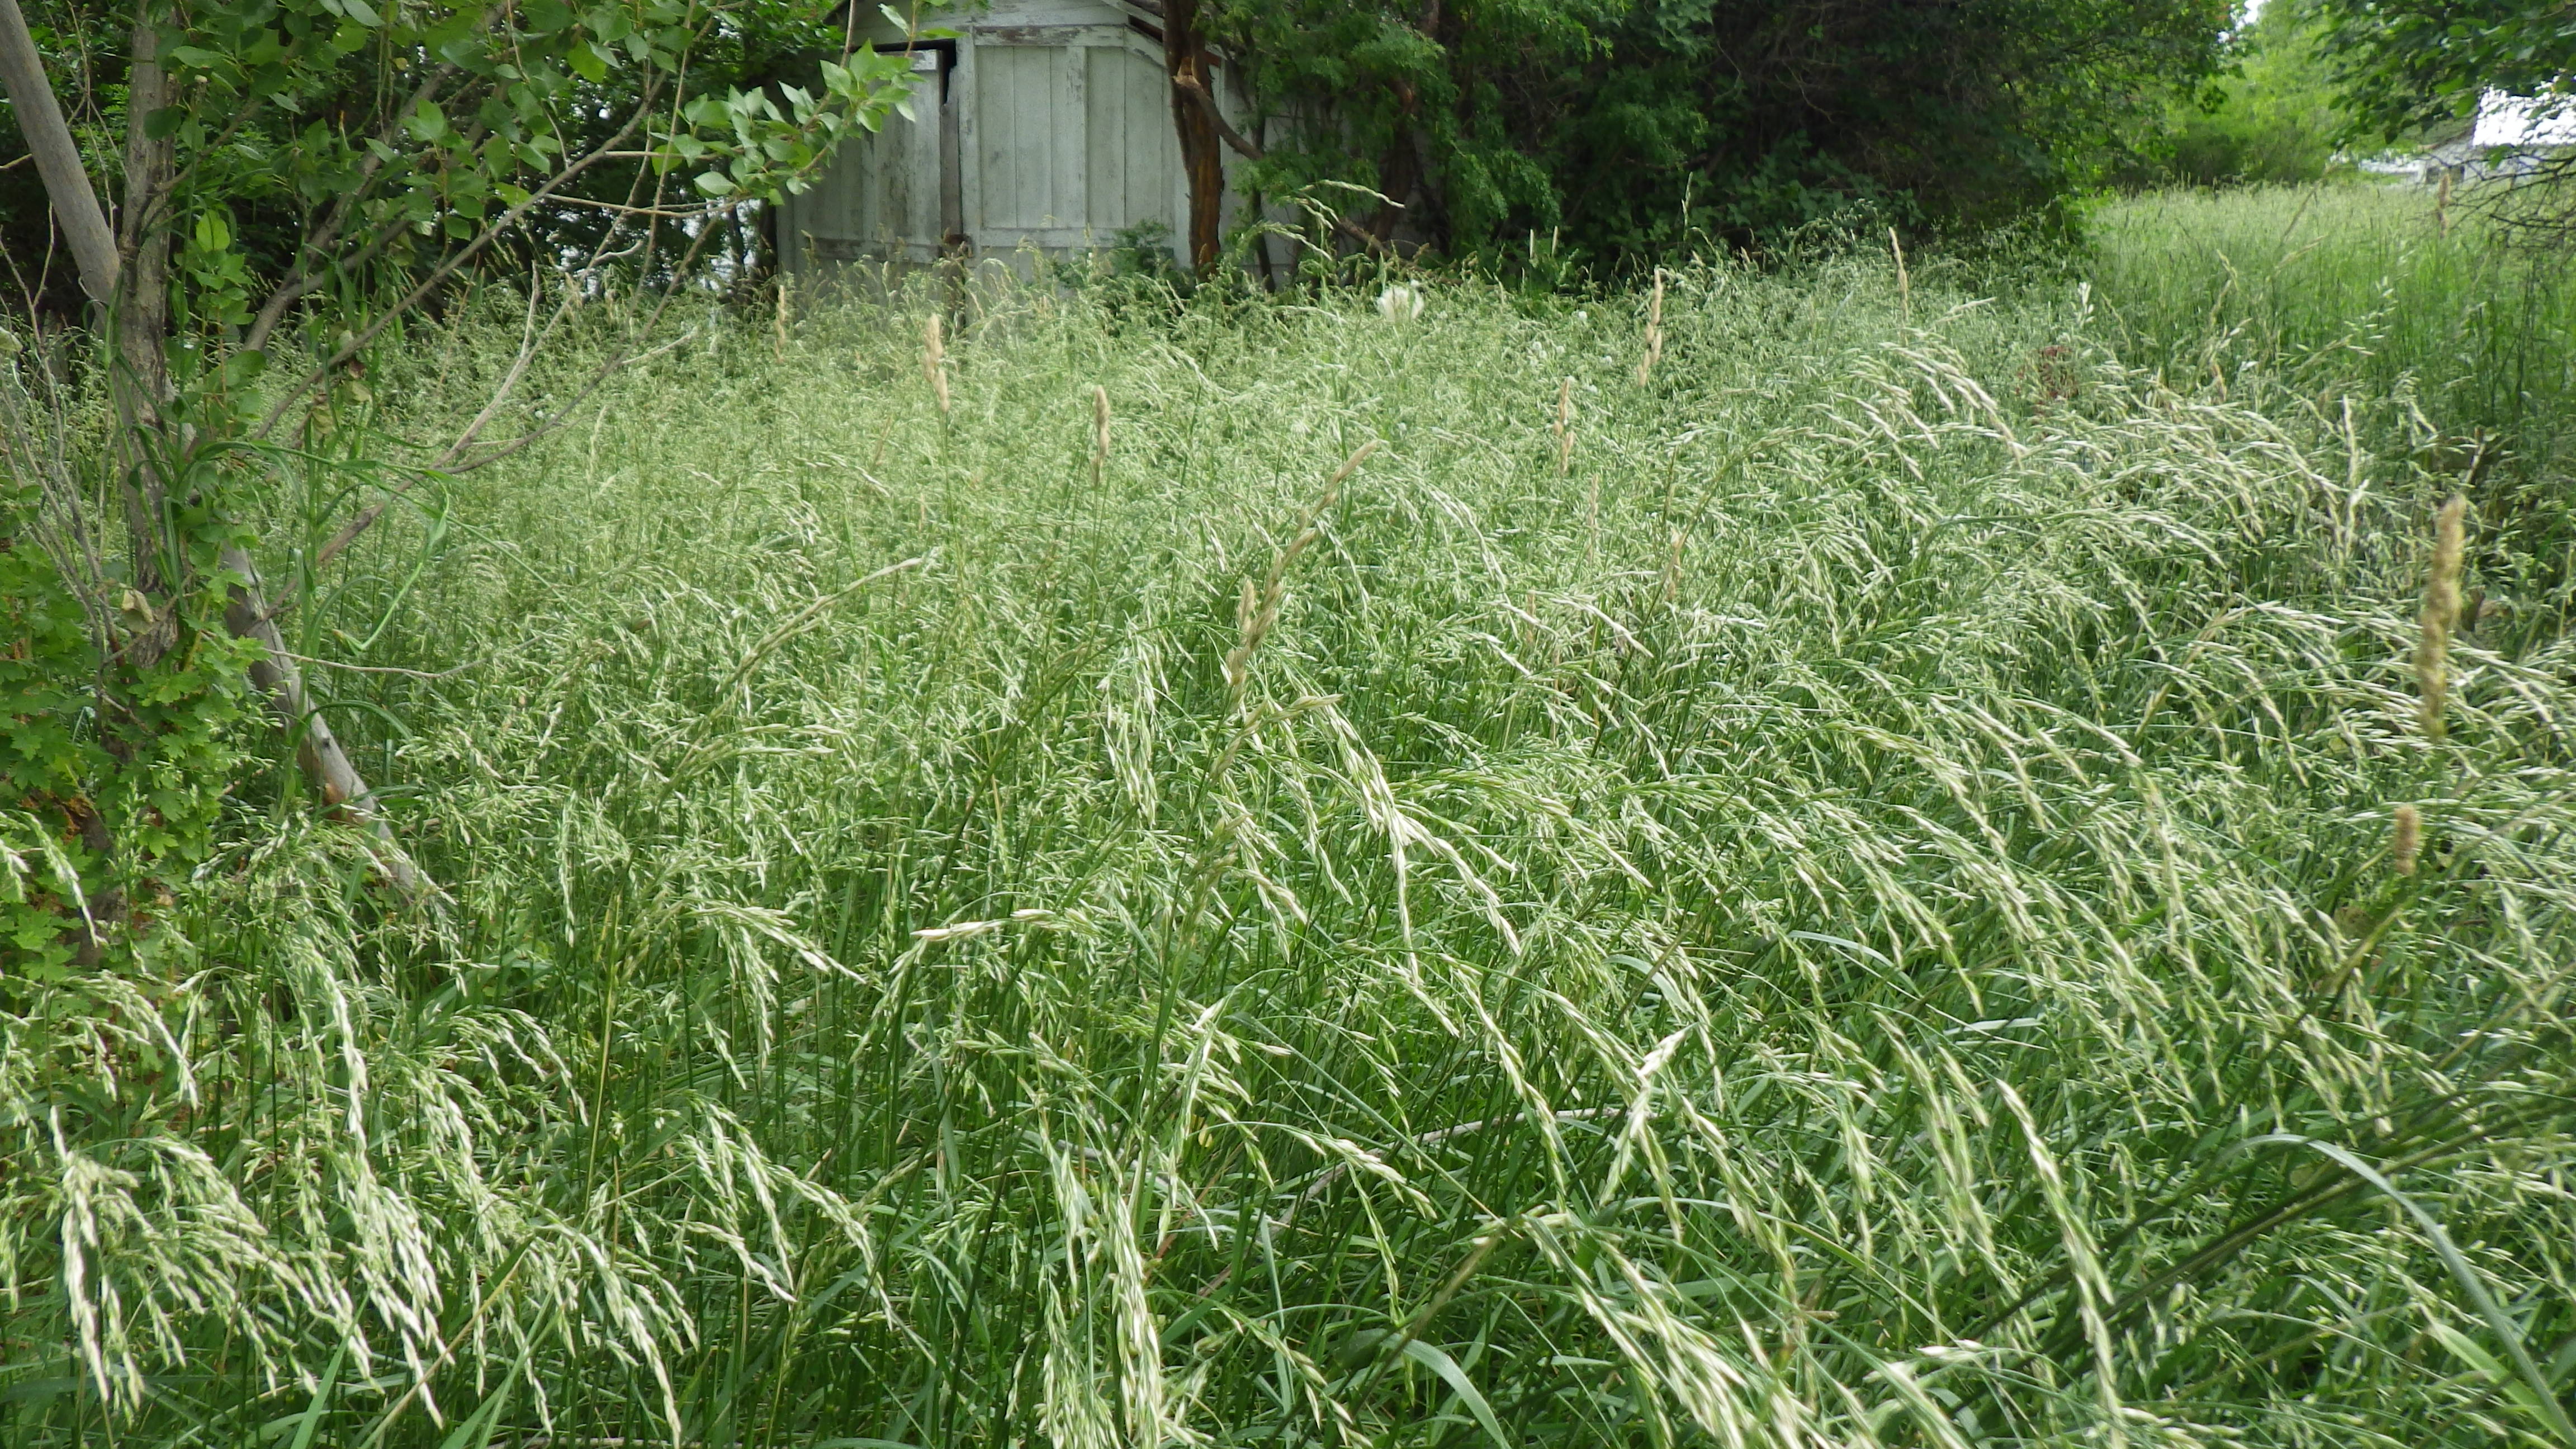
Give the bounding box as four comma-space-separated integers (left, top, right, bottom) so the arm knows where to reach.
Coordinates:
2087, 182, 2576, 585
6, 189, 2575, 1448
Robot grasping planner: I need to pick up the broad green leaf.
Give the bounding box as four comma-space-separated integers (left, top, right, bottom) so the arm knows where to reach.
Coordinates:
432, 1370, 513, 1449
217, 349, 267, 387
405, 100, 449, 141
276, 1346, 343, 1449
2431, 1323, 2576, 1447
1398, 1341, 1512, 1449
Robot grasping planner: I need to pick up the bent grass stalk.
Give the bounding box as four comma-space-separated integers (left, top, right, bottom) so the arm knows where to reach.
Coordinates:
923, 310, 949, 416
2417, 494, 2466, 740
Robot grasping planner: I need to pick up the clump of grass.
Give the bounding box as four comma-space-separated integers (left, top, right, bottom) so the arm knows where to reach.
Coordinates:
7, 250, 2575, 1449
2085, 182, 2576, 612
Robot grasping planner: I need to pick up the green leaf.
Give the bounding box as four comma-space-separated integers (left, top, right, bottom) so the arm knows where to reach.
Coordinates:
340, 0, 382, 27
1396, 1341, 1512, 1449
2255, 1138, 2576, 1447
432, 1370, 513, 1449
218, 349, 267, 387
694, 171, 737, 197
2430, 1322, 2571, 1444
405, 101, 449, 142
277, 1346, 343, 1449
567, 42, 607, 82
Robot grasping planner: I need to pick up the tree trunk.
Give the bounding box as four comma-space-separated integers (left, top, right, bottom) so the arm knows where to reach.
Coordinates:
1369, 76, 1422, 250
0, 0, 120, 301
115, 6, 175, 410
1163, 0, 1224, 274
222, 548, 434, 900
1, 0, 442, 910
112, 3, 183, 666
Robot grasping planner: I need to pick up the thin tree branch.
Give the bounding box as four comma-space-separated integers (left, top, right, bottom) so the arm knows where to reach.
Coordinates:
221, 546, 444, 904
253, 97, 654, 439
264, 316, 701, 627
1175, 72, 1387, 257
1174, 71, 1261, 163
243, 63, 468, 353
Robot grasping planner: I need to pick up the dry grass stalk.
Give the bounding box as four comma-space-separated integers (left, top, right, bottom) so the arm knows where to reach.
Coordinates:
2415, 494, 2466, 738
1223, 441, 1378, 699
1553, 376, 1574, 478
924, 312, 950, 416
1092, 385, 1112, 489
1635, 271, 1664, 386
2393, 804, 2422, 875
1890, 226, 1911, 325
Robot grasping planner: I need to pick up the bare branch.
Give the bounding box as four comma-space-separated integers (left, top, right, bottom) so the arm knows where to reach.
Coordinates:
1174, 73, 1386, 258
253, 95, 655, 439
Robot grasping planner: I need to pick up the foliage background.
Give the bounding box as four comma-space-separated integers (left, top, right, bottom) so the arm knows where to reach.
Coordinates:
6, 0, 2240, 290
1211, 0, 2232, 267
2135, 0, 2353, 186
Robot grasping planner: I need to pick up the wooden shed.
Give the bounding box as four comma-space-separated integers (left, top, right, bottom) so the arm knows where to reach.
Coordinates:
778, 0, 1249, 277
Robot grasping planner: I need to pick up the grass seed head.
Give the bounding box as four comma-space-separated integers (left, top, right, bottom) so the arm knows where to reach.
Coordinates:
2415, 494, 2466, 738
2393, 804, 2422, 875
1376, 283, 1426, 322
1636, 271, 1665, 386
24, 216, 2576, 1449
924, 311, 950, 416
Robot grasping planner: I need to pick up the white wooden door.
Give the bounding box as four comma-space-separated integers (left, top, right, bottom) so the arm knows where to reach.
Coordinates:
963, 38, 1087, 251
779, 48, 946, 271
1082, 40, 1183, 248
960, 29, 1193, 261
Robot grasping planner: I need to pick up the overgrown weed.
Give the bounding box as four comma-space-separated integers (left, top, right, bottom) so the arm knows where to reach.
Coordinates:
6, 240, 2574, 1448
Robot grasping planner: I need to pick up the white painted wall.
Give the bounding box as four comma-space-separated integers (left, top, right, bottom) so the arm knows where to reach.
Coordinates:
780, 0, 1242, 276
2473, 91, 2576, 148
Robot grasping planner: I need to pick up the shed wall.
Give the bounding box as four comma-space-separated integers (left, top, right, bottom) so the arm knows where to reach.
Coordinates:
780, 0, 1238, 277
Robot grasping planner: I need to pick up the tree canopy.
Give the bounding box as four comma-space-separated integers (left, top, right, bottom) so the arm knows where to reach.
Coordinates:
1, 0, 906, 321
1211, 0, 2232, 268
2318, 0, 2576, 140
